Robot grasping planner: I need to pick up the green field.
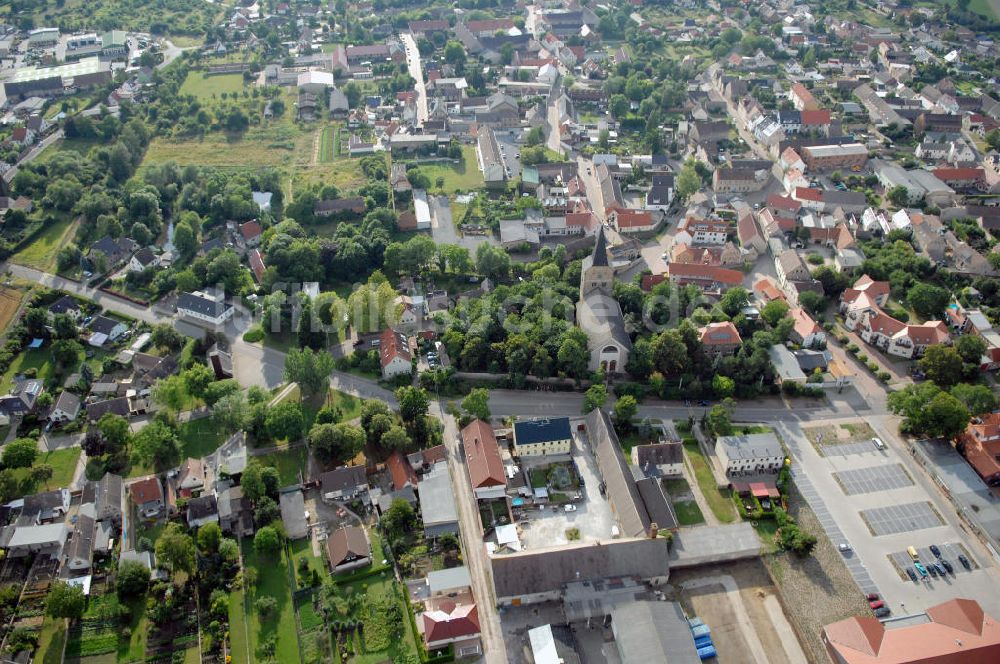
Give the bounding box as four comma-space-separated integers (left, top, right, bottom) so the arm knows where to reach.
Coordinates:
319, 125, 336, 163
683, 439, 736, 523
179, 72, 246, 101
34, 617, 66, 664
11, 215, 78, 272
0, 347, 54, 393
30, 0, 220, 38
289, 538, 325, 588
405, 146, 483, 194
242, 540, 301, 664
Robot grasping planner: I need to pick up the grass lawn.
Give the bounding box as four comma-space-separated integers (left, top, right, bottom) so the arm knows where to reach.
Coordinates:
673, 500, 706, 526
179, 71, 246, 100
289, 538, 325, 588
242, 539, 301, 664
327, 388, 364, 422
118, 595, 148, 662
11, 215, 78, 272
34, 617, 66, 664
682, 440, 736, 523
319, 125, 336, 163
228, 587, 250, 664
177, 417, 230, 459
11, 447, 81, 493
255, 446, 308, 487
406, 146, 483, 194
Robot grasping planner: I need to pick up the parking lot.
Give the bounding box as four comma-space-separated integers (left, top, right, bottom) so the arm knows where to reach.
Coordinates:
834, 464, 913, 496
887, 542, 979, 580
776, 418, 1000, 617
517, 434, 615, 549
860, 502, 944, 537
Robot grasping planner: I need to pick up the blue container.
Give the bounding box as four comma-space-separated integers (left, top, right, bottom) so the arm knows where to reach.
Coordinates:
697, 645, 718, 660
690, 624, 711, 638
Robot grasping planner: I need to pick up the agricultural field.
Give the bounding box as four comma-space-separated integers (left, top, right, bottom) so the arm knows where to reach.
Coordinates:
0, 285, 28, 332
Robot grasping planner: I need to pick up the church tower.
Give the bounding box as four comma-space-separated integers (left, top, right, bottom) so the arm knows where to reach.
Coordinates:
580, 225, 614, 298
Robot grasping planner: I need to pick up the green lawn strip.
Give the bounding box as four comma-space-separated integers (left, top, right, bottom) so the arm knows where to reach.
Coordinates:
255, 447, 308, 487
177, 417, 230, 459
117, 595, 148, 662
35, 617, 66, 664
228, 586, 250, 664
672, 500, 706, 526
682, 440, 736, 523
242, 539, 301, 664
11, 215, 77, 272
11, 447, 81, 496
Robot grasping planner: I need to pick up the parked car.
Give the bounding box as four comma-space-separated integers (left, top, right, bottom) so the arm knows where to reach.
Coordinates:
564, 504, 577, 512
869, 600, 884, 610
959, 554, 972, 570
927, 564, 938, 577
839, 543, 852, 552
940, 559, 954, 574
872, 437, 886, 450
929, 544, 941, 557
914, 562, 928, 578
933, 562, 946, 576
906, 568, 918, 582
874, 607, 891, 618
865, 593, 879, 601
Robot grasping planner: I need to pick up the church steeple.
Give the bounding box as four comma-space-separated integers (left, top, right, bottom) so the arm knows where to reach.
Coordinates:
592, 225, 609, 267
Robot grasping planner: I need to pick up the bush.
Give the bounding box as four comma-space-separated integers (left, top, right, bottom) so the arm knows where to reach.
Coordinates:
243, 326, 264, 343
857, 353, 868, 362
846, 343, 858, 353
256, 596, 277, 617
878, 371, 891, 382
867, 362, 880, 373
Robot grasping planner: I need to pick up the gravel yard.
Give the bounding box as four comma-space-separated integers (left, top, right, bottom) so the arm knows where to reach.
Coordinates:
763, 484, 872, 664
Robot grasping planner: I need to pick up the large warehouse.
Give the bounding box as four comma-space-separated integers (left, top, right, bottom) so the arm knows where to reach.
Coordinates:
3, 57, 112, 99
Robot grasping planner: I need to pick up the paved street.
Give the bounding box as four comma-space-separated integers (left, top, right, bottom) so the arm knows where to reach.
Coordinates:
400, 33, 428, 125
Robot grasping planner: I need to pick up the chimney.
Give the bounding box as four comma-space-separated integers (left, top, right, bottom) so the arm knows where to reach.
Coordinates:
649, 522, 659, 539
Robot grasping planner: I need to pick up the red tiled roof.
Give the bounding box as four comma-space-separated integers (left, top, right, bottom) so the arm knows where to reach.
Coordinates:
614, 209, 653, 228
768, 194, 801, 212
386, 451, 418, 490
794, 186, 823, 202
667, 262, 743, 284
240, 221, 262, 240
800, 109, 832, 125
379, 329, 411, 368
737, 214, 761, 244
462, 420, 506, 490
754, 277, 786, 303
823, 599, 1000, 664
422, 603, 480, 646
641, 274, 667, 292
130, 477, 163, 505
565, 212, 596, 231
933, 167, 984, 181
699, 321, 742, 346
249, 249, 266, 282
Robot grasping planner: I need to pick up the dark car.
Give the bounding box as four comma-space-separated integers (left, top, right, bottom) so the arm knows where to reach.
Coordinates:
874, 607, 891, 618
865, 593, 879, 601
906, 568, 917, 581
928, 564, 938, 577
941, 559, 954, 574
959, 554, 972, 570
933, 562, 946, 576
929, 544, 941, 557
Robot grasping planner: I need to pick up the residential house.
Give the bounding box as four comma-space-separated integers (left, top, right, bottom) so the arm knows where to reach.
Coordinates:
128, 248, 159, 272
699, 322, 742, 358
130, 477, 164, 518
716, 432, 785, 476
239, 221, 262, 247
218, 484, 253, 537
461, 420, 506, 500
47, 390, 81, 424
47, 295, 82, 320
512, 417, 572, 458
176, 290, 234, 326
186, 495, 219, 528
421, 601, 482, 656
775, 250, 811, 287
632, 442, 683, 478
0, 378, 44, 417
65, 511, 96, 571
89, 315, 128, 345
319, 466, 369, 504
789, 307, 825, 348
666, 263, 744, 294
314, 198, 366, 217
326, 525, 371, 572
609, 209, 655, 234
379, 329, 412, 379
89, 236, 138, 269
